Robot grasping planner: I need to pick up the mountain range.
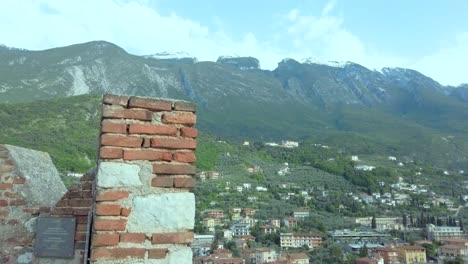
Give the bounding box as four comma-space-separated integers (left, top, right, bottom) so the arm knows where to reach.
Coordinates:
0, 41, 467, 170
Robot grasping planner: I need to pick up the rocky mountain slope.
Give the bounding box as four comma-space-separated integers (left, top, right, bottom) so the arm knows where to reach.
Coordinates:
0, 41, 467, 169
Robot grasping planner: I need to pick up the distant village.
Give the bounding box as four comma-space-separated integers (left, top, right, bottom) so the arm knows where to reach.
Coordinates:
192, 142, 468, 264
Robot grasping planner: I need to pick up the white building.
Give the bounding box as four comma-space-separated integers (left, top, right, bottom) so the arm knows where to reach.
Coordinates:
280, 233, 322, 249
231, 223, 250, 237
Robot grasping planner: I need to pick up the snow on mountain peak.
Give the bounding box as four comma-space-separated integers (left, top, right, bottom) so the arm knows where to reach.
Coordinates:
144, 51, 196, 61
302, 58, 352, 68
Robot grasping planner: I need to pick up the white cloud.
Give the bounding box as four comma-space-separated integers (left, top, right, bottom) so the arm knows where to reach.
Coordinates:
409, 32, 468, 85
0, 0, 465, 85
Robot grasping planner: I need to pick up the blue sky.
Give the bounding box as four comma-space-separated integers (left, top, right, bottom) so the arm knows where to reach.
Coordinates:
1, 0, 468, 85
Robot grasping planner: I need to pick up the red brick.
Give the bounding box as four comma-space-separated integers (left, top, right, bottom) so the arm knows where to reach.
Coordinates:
82, 181, 93, 190
123, 149, 172, 161
128, 97, 172, 111
162, 112, 196, 126
100, 147, 123, 159
76, 216, 88, 224
39, 207, 51, 214
101, 134, 143, 148
3, 191, 17, 198
12, 177, 25, 184
101, 121, 127, 134
151, 177, 174, 188
76, 224, 87, 231
73, 208, 90, 216
153, 163, 196, 175
180, 127, 198, 138
96, 190, 129, 201
91, 247, 145, 260
56, 199, 68, 207
174, 177, 195, 188
75, 231, 87, 241
92, 233, 120, 247
152, 232, 194, 244
0, 166, 13, 173
68, 191, 81, 199
102, 105, 153, 121
103, 94, 129, 106
148, 248, 168, 259
81, 190, 92, 198
121, 208, 131, 217
174, 101, 196, 112
173, 152, 196, 163
51, 207, 74, 215
128, 124, 177, 135
9, 199, 25, 206
151, 138, 196, 149
120, 233, 146, 243
69, 199, 93, 208
96, 204, 122, 216
0, 200, 8, 207
94, 218, 127, 231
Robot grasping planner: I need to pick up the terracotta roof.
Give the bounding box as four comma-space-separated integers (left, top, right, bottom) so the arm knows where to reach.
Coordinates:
399, 245, 425, 250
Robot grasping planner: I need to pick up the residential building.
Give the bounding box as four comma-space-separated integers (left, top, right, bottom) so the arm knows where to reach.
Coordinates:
203, 218, 216, 233
426, 224, 465, 242
329, 229, 390, 242
223, 229, 233, 240
231, 223, 250, 237
437, 239, 468, 263
285, 253, 309, 264
283, 217, 298, 228
356, 257, 379, 264
206, 209, 225, 219
242, 249, 256, 264
231, 208, 242, 219
397, 245, 426, 264
354, 217, 403, 231
242, 208, 256, 217
374, 247, 399, 264
255, 247, 277, 263
292, 209, 310, 219
280, 233, 322, 249
260, 225, 276, 234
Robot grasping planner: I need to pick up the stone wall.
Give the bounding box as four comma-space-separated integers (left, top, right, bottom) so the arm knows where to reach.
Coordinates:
0, 144, 68, 263
90, 95, 197, 263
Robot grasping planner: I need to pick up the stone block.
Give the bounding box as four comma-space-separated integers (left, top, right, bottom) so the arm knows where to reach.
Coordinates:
97, 162, 142, 188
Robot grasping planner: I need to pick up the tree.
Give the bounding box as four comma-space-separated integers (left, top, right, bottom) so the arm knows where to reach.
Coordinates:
371, 215, 377, 229
403, 214, 408, 228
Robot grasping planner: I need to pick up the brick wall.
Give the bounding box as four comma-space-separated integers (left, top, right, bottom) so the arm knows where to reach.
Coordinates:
90, 95, 197, 263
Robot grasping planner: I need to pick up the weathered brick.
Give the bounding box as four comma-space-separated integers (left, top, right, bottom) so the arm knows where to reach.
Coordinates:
128, 97, 172, 111
91, 248, 145, 260
101, 134, 143, 148
101, 122, 127, 134
81, 190, 93, 198
75, 231, 87, 241
148, 248, 168, 259
120, 233, 146, 243
174, 101, 196, 112
69, 199, 93, 208
123, 149, 172, 161
73, 208, 90, 216
173, 152, 196, 163
3, 191, 17, 198
0, 210, 9, 217
93, 218, 127, 231
81, 173, 95, 181
0, 200, 8, 207
103, 94, 129, 106
96, 204, 122, 216
102, 105, 152, 121
23, 207, 40, 215
152, 232, 194, 244
100, 147, 124, 159
128, 123, 177, 136
174, 177, 195, 188
50, 207, 74, 215
151, 138, 196, 149
162, 112, 196, 126
12, 177, 25, 184
121, 208, 131, 217
68, 191, 82, 199
76, 216, 88, 224
8, 219, 19, 225
92, 233, 120, 247
180, 127, 198, 138
9, 199, 26, 206
76, 224, 87, 231
153, 163, 196, 175
142, 138, 151, 148
96, 190, 129, 201
0, 166, 14, 173
151, 176, 174, 188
